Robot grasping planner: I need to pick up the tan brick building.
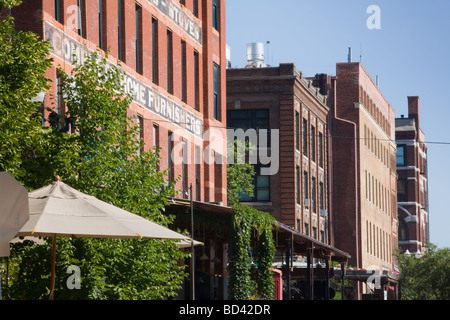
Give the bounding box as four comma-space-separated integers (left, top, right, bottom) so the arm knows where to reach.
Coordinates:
313, 63, 398, 272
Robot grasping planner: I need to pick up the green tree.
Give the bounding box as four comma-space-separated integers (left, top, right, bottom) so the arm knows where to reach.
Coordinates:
6, 51, 189, 300
0, 0, 52, 176
395, 244, 450, 300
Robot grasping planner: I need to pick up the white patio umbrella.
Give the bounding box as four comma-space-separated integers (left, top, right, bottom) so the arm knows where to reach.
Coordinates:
16, 176, 199, 300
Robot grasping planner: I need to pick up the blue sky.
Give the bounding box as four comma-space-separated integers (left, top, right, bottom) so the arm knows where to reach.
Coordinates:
226, 0, 450, 249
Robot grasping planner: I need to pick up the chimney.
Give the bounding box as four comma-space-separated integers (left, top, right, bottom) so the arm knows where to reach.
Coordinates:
408, 96, 420, 129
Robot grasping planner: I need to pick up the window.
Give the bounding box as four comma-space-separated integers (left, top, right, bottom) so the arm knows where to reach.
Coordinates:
319, 182, 324, 210
303, 171, 309, 201
135, 4, 143, 74
366, 221, 369, 253
152, 18, 159, 84
194, 51, 199, 110
372, 176, 375, 204
212, 0, 219, 30
153, 125, 159, 169
364, 125, 367, 147
318, 132, 323, 167
118, 0, 125, 61
311, 177, 316, 213
195, 146, 201, 201
373, 224, 376, 255
167, 29, 173, 94
311, 125, 316, 162
182, 139, 188, 198
302, 118, 308, 156
168, 132, 174, 182
213, 63, 220, 120
239, 165, 270, 202
227, 109, 269, 146
137, 115, 144, 156
181, 40, 187, 102
214, 153, 223, 198
77, 0, 86, 38
193, 0, 198, 17
55, 0, 62, 23
396, 145, 406, 166
365, 170, 368, 199
255, 170, 270, 201
296, 166, 301, 204
153, 124, 159, 150
375, 179, 378, 207
98, 0, 106, 50
397, 179, 407, 202
304, 223, 309, 236
295, 112, 300, 150
376, 226, 380, 257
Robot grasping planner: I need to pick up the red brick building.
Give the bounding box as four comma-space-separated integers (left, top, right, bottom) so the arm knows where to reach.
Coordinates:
312, 63, 400, 300
12, 0, 228, 205
313, 63, 398, 272
227, 63, 331, 244
395, 97, 429, 256
11, 0, 230, 299
227, 58, 352, 300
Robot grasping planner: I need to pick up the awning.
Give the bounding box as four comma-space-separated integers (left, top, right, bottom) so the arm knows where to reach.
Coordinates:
167, 197, 233, 216
167, 198, 350, 262
274, 222, 351, 263
333, 268, 399, 284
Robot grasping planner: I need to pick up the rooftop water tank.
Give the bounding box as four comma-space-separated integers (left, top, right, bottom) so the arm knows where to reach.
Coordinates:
246, 42, 265, 68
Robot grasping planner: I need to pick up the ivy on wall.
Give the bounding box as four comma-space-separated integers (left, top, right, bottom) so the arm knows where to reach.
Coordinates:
227, 203, 276, 300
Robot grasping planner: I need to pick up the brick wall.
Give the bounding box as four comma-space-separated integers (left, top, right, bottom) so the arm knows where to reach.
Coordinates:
227, 64, 330, 243
12, 0, 228, 205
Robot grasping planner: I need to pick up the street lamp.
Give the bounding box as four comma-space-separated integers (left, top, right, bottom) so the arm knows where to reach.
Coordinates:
189, 183, 195, 300
31, 91, 46, 103
31, 91, 46, 125
415, 250, 422, 259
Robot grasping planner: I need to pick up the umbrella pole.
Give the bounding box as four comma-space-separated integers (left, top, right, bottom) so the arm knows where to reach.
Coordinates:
49, 235, 56, 300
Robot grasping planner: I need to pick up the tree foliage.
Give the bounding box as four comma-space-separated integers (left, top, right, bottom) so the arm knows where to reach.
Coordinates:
395, 244, 450, 300
226, 140, 276, 300
3, 49, 189, 299
0, 0, 52, 176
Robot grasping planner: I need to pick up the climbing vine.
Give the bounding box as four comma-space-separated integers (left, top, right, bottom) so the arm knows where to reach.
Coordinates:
227, 203, 276, 300
226, 139, 276, 300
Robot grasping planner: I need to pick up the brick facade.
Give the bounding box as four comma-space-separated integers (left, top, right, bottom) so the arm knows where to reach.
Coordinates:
395, 97, 429, 255
12, 0, 228, 205
227, 63, 331, 244
313, 63, 398, 271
